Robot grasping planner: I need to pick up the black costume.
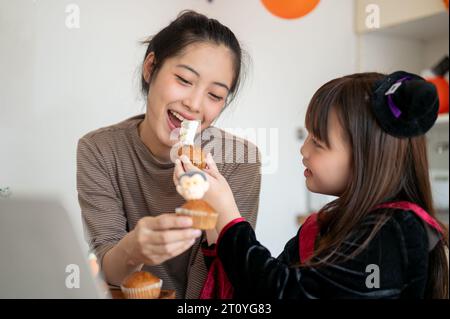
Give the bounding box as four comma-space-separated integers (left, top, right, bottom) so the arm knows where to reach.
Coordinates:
205, 204, 442, 299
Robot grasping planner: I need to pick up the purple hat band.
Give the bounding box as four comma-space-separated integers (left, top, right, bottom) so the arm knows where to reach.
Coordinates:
386, 76, 411, 119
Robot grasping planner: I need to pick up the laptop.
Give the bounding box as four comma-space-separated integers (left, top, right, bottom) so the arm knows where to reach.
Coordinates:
0, 197, 110, 298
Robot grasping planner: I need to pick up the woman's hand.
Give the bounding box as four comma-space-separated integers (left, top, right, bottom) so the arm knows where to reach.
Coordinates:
173, 153, 242, 234
126, 214, 202, 266
102, 213, 202, 286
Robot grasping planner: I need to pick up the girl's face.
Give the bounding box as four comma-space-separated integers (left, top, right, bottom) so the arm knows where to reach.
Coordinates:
300, 108, 352, 197
141, 43, 234, 153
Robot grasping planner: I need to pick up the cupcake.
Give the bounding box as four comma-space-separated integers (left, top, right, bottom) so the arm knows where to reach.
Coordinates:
178, 145, 206, 169
175, 170, 218, 230
120, 271, 162, 299
176, 199, 218, 230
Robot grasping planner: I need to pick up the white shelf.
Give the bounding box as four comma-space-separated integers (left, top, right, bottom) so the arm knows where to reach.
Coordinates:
435, 113, 449, 125
367, 11, 449, 41
356, 0, 448, 39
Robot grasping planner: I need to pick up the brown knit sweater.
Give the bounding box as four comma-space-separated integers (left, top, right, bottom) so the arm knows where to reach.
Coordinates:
76, 114, 261, 298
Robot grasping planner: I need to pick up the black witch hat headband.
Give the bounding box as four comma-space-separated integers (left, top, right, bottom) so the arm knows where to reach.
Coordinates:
372, 71, 439, 138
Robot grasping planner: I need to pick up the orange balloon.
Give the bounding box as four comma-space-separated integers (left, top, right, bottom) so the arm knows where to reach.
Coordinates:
261, 0, 320, 19
427, 76, 449, 114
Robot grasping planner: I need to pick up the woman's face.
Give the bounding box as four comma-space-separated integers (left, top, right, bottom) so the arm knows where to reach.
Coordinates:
142, 42, 234, 150
300, 108, 352, 197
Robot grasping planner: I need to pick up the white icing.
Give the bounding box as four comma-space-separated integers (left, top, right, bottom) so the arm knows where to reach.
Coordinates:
176, 173, 209, 200
179, 120, 199, 145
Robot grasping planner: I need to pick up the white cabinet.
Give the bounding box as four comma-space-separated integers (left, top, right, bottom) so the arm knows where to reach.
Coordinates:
356, 0, 448, 35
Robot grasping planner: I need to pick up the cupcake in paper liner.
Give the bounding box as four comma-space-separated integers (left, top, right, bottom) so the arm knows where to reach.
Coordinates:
120, 271, 162, 299
176, 199, 218, 230
175, 171, 218, 230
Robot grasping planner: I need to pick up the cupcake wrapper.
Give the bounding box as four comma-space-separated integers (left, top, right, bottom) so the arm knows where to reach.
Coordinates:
120, 279, 162, 299
175, 209, 218, 230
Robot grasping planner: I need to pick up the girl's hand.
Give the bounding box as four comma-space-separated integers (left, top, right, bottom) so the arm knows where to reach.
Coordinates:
173, 153, 242, 234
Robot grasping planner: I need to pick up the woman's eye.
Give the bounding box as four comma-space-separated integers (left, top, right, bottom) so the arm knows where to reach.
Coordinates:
209, 93, 223, 102
176, 75, 191, 85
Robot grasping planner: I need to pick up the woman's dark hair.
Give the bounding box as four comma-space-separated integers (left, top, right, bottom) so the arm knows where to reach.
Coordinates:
140, 10, 245, 106
302, 72, 449, 299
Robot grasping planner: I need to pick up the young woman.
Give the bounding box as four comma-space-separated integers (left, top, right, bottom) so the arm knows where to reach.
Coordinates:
176, 71, 449, 299
76, 11, 261, 299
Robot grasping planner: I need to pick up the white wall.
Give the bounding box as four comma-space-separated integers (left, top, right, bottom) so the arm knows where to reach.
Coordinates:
358, 33, 425, 74
0, 0, 357, 256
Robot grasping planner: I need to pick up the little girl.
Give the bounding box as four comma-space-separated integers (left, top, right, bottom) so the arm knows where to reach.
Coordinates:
174, 71, 449, 299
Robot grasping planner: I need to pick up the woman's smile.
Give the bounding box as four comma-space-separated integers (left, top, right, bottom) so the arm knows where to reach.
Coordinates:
167, 109, 199, 131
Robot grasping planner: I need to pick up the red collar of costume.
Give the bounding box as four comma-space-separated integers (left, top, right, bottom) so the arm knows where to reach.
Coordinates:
299, 201, 445, 264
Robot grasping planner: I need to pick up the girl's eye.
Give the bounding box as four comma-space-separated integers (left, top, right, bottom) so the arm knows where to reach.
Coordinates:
209, 93, 223, 102
176, 75, 191, 85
